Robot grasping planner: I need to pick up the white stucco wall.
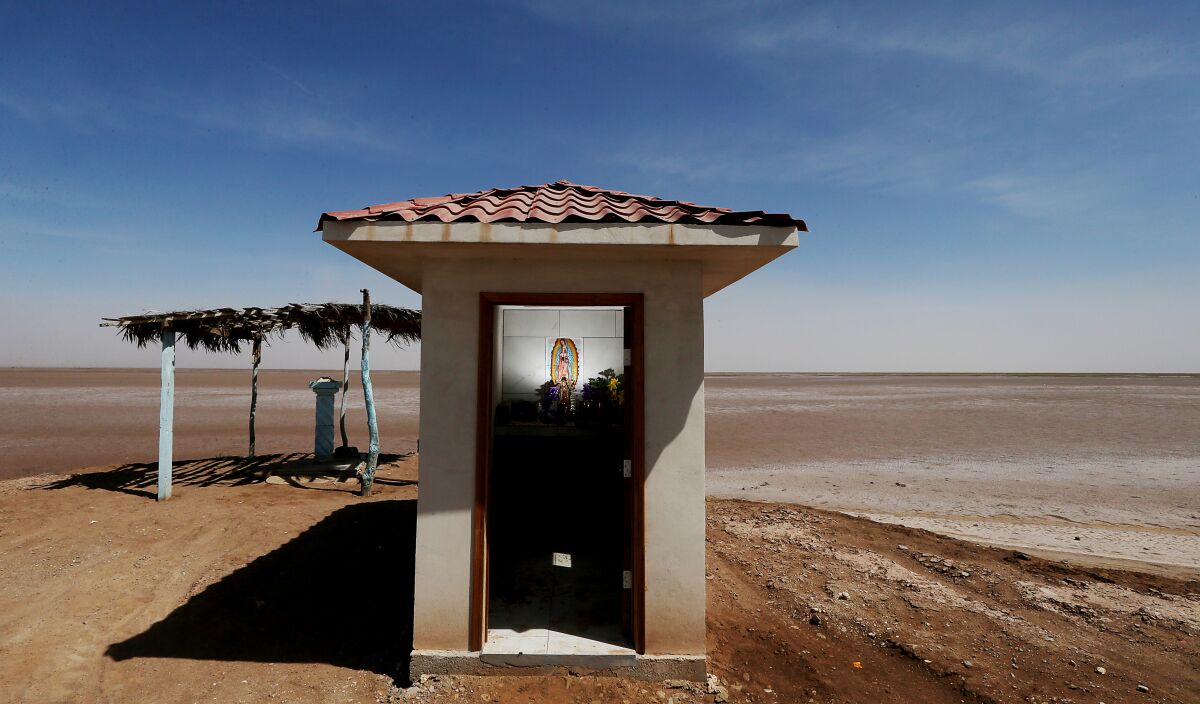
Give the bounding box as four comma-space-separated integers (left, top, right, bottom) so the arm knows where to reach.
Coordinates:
411, 257, 707, 656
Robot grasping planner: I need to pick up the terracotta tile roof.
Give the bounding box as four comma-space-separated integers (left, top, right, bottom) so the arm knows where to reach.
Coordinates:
318, 180, 806, 231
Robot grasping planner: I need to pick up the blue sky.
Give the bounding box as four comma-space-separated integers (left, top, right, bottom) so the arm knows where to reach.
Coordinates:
1, 1, 1197, 372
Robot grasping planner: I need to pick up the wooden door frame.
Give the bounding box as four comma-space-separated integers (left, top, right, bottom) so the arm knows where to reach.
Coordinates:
470, 292, 646, 653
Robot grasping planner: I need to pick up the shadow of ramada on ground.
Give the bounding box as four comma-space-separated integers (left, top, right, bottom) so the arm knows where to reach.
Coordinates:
105, 498, 418, 684
38, 452, 415, 499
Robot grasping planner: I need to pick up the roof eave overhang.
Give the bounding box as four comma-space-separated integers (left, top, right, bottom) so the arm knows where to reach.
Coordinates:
322, 220, 800, 297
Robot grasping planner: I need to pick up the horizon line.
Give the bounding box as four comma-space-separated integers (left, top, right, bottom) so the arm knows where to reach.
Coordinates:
3, 366, 1197, 377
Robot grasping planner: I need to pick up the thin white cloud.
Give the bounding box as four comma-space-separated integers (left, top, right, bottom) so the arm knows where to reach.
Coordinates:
0, 216, 135, 245
159, 96, 395, 153
239, 49, 317, 98
610, 127, 1113, 222
0, 89, 124, 132
966, 174, 1105, 220
733, 9, 1195, 85
0, 82, 398, 157
519, 2, 1194, 85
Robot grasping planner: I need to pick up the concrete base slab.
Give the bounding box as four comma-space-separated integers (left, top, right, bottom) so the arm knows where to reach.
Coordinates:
483, 628, 634, 658
410, 650, 706, 681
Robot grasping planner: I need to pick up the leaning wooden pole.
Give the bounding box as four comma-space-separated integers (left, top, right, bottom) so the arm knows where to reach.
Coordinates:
158, 325, 176, 501
249, 333, 262, 457
359, 289, 380, 496
338, 330, 351, 449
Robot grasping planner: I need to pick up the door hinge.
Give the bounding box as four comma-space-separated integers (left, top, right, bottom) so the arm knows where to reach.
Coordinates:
623, 348, 632, 367
622, 459, 632, 478
622, 570, 633, 589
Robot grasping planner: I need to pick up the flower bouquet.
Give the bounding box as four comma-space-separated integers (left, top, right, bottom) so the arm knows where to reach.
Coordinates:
577, 368, 625, 426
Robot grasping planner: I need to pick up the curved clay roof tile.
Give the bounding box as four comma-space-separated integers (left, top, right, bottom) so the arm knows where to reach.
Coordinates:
317, 181, 806, 231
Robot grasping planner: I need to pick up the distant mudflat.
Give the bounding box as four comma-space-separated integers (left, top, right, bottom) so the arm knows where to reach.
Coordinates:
705, 373, 1200, 572
2, 369, 1197, 571
0, 368, 420, 481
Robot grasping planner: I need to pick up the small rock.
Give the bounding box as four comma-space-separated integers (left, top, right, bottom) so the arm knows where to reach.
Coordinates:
1137, 684, 1150, 693
665, 680, 707, 696
837, 591, 849, 600
960, 571, 971, 578
809, 614, 822, 626
897, 545, 909, 551
895, 482, 907, 487
962, 660, 973, 668
1095, 666, 1106, 675
1013, 551, 1031, 561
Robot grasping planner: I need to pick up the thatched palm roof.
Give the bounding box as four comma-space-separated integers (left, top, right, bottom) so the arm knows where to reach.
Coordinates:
101, 303, 420, 353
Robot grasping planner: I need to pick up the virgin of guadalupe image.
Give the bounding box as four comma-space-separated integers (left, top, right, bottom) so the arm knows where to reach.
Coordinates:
548, 338, 580, 413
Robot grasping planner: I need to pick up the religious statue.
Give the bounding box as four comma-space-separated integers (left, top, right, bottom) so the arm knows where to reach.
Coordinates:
554, 374, 575, 415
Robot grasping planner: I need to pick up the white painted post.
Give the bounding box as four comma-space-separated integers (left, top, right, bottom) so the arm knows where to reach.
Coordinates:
249, 334, 261, 457
338, 332, 350, 449
158, 328, 175, 501
309, 378, 340, 459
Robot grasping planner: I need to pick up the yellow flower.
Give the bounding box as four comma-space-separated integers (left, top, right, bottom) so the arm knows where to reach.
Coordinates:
608, 377, 621, 401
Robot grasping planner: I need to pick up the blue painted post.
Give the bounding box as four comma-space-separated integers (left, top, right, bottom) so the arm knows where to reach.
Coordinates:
158, 328, 175, 501
359, 289, 379, 496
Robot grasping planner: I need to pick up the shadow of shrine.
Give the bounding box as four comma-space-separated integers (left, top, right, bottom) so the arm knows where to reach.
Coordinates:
105, 498, 418, 683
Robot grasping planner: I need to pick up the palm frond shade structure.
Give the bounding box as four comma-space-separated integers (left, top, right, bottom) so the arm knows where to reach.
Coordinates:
106, 303, 420, 352
101, 300, 420, 500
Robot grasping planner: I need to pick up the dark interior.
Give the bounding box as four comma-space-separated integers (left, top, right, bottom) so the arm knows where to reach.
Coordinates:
486, 427, 628, 647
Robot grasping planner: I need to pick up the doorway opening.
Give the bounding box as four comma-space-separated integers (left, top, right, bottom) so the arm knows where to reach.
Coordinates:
473, 294, 643, 658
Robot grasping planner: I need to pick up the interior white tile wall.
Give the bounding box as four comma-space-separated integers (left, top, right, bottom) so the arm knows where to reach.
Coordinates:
501, 308, 624, 403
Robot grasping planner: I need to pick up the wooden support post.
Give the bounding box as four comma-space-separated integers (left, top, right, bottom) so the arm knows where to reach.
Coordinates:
158, 327, 175, 501
249, 334, 261, 457
359, 289, 380, 496
338, 330, 350, 449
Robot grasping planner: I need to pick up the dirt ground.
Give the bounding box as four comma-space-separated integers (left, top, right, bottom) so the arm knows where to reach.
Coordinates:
1, 456, 1196, 704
